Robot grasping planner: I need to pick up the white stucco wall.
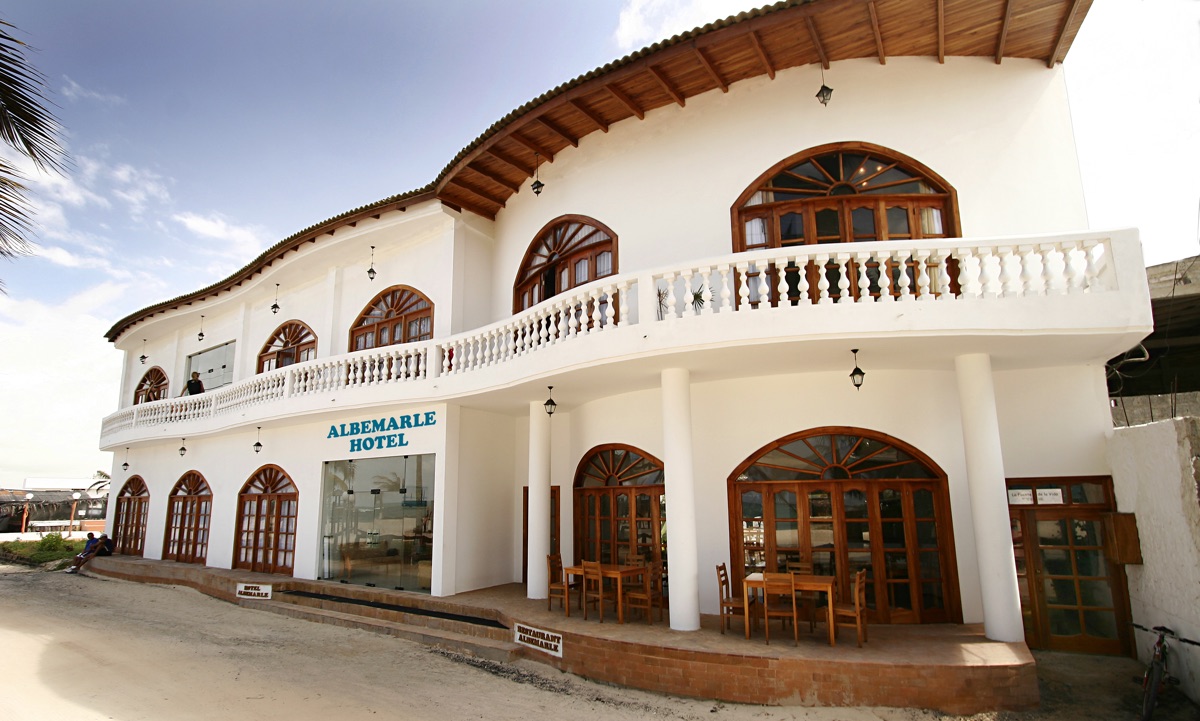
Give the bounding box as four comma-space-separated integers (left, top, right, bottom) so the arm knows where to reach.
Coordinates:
1110, 418, 1200, 703
451, 406, 517, 594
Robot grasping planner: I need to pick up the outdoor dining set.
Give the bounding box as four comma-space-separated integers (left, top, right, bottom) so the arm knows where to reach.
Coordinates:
546, 554, 869, 647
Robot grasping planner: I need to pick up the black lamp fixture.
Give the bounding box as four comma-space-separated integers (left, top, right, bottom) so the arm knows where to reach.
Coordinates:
531, 152, 545, 196
816, 66, 833, 107
179, 438, 187, 457
544, 385, 557, 416
849, 348, 865, 390
367, 245, 377, 281
139, 339, 148, 364
197, 316, 205, 342
271, 283, 280, 315
253, 426, 263, 454
122, 447, 130, 472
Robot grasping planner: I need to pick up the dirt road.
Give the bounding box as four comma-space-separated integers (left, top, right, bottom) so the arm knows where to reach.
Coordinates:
0, 563, 1195, 721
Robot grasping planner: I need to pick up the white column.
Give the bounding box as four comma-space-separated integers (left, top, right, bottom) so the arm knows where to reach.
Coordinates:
526, 400, 551, 599
661, 367, 700, 631
955, 353, 1024, 642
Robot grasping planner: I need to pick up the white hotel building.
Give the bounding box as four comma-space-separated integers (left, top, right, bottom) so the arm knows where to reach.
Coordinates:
99, 0, 1152, 658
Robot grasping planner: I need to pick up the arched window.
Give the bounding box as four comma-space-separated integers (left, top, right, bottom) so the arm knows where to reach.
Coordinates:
349, 285, 434, 352
513, 216, 617, 312
133, 368, 169, 405
113, 476, 150, 557
733, 142, 958, 252
728, 428, 959, 625
573, 444, 665, 567
258, 320, 317, 373
163, 471, 211, 565
233, 465, 298, 575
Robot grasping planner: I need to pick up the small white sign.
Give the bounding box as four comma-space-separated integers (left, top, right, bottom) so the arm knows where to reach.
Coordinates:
1036, 488, 1065, 505
1007, 489, 1034, 505
236, 583, 273, 600
514, 622, 563, 657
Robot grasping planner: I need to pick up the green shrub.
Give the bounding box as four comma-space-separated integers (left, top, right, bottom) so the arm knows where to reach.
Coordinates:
36, 533, 66, 552
0, 537, 86, 564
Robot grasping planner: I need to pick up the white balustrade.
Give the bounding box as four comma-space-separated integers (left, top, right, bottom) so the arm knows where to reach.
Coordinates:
103, 235, 1119, 439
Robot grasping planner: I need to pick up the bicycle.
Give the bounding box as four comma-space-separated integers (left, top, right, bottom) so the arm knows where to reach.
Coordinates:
1133, 622, 1200, 721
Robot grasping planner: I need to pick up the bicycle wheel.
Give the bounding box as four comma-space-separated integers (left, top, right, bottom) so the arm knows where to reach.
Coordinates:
1141, 661, 1164, 721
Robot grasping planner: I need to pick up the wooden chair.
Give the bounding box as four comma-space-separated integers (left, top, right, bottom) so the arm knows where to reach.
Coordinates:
624, 561, 664, 623
761, 572, 799, 645
581, 559, 612, 622
716, 563, 752, 635
785, 559, 818, 633
547, 554, 571, 616
833, 568, 869, 647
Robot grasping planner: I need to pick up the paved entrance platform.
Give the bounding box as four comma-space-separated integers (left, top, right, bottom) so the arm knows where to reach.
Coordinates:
87, 556, 1037, 714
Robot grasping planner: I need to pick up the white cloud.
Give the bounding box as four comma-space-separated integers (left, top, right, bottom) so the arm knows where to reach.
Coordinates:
615, 0, 754, 52
60, 76, 126, 106
172, 211, 270, 261
0, 289, 122, 486
109, 163, 172, 218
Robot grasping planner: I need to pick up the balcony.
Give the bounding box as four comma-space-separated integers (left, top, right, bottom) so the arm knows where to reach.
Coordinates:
100, 230, 1150, 449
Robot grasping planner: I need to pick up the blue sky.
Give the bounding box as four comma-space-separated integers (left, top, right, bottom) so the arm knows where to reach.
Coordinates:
0, 0, 1197, 486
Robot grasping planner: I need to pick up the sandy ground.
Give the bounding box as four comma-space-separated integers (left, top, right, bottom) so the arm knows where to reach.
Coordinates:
0, 562, 1196, 721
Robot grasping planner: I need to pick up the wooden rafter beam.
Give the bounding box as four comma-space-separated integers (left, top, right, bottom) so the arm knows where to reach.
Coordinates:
805, 16, 830, 70
508, 133, 555, 163
441, 197, 495, 221
748, 30, 776, 79
532, 116, 579, 149
1046, 0, 1084, 67
447, 176, 506, 207
693, 47, 729, 92
568, 99, 609, 133
937, 0, 945, 64
867, 2, 886, 65
605, 83, 645, 120
466, 162, 520, 194
484, 147, 534, 177
995, 0, 1014, 64
648, 66, 686, 107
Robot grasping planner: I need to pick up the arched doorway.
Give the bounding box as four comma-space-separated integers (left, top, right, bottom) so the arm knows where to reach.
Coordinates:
233, 465, 298, 575
163, 470, 211, 565
113, 476, 149, 556
573, 444, 665, 567
728, 428, 960, 624
514, 215, 617, 312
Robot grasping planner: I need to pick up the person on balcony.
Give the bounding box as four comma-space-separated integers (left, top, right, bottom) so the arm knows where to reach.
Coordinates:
179, 372, 204, 397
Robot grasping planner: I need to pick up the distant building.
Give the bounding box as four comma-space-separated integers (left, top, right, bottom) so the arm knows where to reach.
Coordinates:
98, 0, 1152, 658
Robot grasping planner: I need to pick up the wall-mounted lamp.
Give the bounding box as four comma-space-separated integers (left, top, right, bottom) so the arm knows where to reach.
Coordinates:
253, 426, 263, 454
271, 284, 281, 315
179, 438, 187, 457
849, 348, 865, 390
122, 447, 130, 472
197, 316, 205, 342
139, 339, 148, 364
544, 385, 557, 416
367, 245, 377, 281
816, 67, 833, 106
531, 152, 545, 196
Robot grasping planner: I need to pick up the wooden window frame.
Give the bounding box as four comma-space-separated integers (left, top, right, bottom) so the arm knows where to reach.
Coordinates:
163, 471, 212, 565
513, 215, 619, 313
349, 285, 434, 352
114, 476, 150, 557
572, 444, 666, 569
731, 141, 960, 253
133, 367, 169, 405
727, 427, 961, 625
232, 464, 298, 576
257, 320, 318, 373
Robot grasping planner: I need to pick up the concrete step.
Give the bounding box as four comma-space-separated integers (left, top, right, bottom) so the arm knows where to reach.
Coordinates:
243, 599, 521, 663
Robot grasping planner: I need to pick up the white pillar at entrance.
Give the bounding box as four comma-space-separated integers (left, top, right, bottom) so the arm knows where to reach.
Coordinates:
954, 353, 1024, 642
661, 367, 700, 631
527, 401, 551, 600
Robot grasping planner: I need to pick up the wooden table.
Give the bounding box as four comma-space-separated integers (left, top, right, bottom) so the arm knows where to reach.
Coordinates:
564, 563, 646, 623
743, 572, 837, 646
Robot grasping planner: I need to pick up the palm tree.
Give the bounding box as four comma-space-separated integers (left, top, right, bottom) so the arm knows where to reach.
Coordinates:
0, 19, 67, 284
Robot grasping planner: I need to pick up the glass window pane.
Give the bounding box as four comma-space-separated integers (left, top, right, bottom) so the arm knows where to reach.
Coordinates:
575, 259, 588, 285
844, 489, 868, 519
596, 251, 613, 277
780, 212, 805, 244
919, 551, 941, 579
1041, 548, 1072, 575
745, 218, 768, 247
882, 521, 905, 548
1075, 549, 1104, 577
886, 206, 911, 236
879, 489, 903, 518
815, 208, 840, 240
774, 490, 798, 519
1079, 579, 1114, 607
1037, 520, 1068, 545
913, 489, 934, 518
922, 582, 944, 609
890, 581, 913, 609
1044, 578, 1078, 605
917, 521, 938, 548
808, 490, 832, 518
852, 207, 876, 239
921, 207, 944, 235
885, 553, 909, 579
1072, 520, 1100, 546
1084, 610, 1118, 639
1071, 483, 1106, 504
